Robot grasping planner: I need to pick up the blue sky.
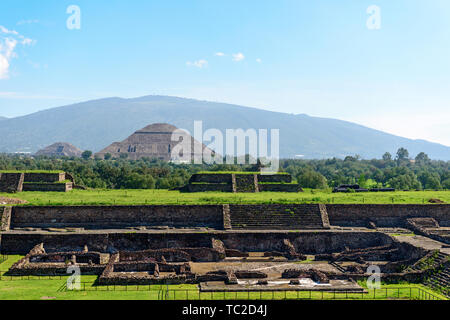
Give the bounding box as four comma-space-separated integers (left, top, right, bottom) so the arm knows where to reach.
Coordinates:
0, 0, 449, 146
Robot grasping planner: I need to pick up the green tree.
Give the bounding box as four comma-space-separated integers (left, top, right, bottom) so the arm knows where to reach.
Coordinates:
81, 150, 92, 160
297, 169, 328, 189
442, 178, 450, 190
382, 152, 392, 161
418, 171, 442, 190
104, 153, 112, 160
358, 174, 367, 188
395, 148, 409, 165
387, 173, 421, 190
415, 152, 430, 165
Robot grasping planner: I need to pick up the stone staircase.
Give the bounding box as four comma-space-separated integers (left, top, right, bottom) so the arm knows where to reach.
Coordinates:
409, 251, 450, 297
229, 204, 329, 230
406, 217, 440, 229
233, 174, 258, 193
425, 253, 450, 297
329, 261, 346, 273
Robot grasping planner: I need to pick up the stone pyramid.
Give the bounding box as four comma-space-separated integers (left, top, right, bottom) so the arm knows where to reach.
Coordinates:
35, 142, 83, 157
95, 123, 214, 161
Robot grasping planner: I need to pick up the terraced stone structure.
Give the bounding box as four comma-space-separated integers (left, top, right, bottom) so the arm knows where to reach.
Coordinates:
184, 172, 303, 193
35, 142, 83, 158
95, 123, 215, 161
0, 203, 448, 295
0, 171, 73, 193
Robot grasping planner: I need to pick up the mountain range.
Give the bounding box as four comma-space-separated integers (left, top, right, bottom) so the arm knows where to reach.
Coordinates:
0, 95, 449, 160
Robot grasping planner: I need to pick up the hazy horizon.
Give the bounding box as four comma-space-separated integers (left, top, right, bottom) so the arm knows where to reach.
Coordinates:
1, 1, 449, 146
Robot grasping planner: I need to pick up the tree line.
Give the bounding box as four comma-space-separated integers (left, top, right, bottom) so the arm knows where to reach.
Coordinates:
0, 148, 448, 190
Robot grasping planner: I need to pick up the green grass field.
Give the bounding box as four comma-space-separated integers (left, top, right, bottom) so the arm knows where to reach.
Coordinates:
0, 170, 64, 173
1, 189, 448, 206
0, 256, 446, 300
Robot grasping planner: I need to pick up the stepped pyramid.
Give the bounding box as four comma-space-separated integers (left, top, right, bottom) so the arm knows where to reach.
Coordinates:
35, 142, 83, 157
95, 123, 215, 161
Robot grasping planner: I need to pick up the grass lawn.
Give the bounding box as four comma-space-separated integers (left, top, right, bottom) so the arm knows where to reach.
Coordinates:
0, 256, 446, 300
0, 189, 448, 206
0, 170, 64, 173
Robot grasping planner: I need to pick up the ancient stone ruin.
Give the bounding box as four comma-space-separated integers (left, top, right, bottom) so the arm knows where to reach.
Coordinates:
1, 202, 448, 296
35, 142, 83, 158
0, 171, 74, 193
182, 172, 303, 193
95, 123, 215, 161
333, 184, 395, 193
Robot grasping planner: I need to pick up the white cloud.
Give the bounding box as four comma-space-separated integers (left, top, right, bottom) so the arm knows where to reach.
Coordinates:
0, 25, 35, 79
256, 58, 262, 63
0, 26, 18, 35
186, 59, 208, 68
0, 55, 10, 79
232, 52, 245, 62
215, 52, 225, 56
17, 20, 39, 26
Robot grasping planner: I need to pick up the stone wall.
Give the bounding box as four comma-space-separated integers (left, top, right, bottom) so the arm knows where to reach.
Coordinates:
186, 173, 299, 193
0, 231, 394, 255
0, 173, 24, 193
258, 184, 303, 192
7, 203, 449, 231
119, 246, 225, 263
10, 205, 225, 229
23, 172, 66, 183
0, 172, 71, 193
22, 182, 73, 192
326, 204, 450, 227
189, 174, 232, 184
187, 184, 233, 192
257, 174, 291, 183
0, 206, 12, 231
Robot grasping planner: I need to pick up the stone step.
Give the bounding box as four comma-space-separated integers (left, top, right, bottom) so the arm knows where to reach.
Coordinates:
232, 218, 320, 222
231, 220, 321, 224
231, 223, 321, 227
231, 215, 322, 219
232, 217, 322, 220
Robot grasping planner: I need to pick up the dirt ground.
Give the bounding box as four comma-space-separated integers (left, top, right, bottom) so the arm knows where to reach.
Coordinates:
190, 259, 341, 278
0, 197, 28, 205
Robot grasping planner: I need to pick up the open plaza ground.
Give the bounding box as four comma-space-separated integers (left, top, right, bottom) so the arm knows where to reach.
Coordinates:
1, 189, 449, 206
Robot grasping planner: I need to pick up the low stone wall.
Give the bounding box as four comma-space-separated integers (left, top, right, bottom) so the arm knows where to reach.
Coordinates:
7, 203, 448, 231
0, 207, 12, 231
326, 204, 450, 227
10, 205, 225, 229
405, 218, 450, 245
22, 182, 72, 192
119, 247, 225, 262
0, 231, 394, 255
257, 174, 291, 183
189, 174, 232, 184
187, 184, 232, 192
258, 184, 303, 192
0, 173, 24, 193
23, 172, 65, 183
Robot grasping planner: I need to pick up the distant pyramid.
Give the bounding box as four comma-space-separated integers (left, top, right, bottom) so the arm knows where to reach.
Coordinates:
35, 142, 83, 157
95, 123, 215, 161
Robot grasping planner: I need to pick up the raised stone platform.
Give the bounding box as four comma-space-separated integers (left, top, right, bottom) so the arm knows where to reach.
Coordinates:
0, 171, 73, 193
184, 173, 303, 193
